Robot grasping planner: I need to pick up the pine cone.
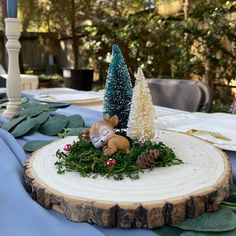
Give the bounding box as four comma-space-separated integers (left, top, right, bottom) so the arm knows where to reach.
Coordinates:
136, 149, 160, 169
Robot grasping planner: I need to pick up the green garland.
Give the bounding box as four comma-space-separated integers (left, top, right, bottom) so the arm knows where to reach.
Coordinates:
55, 135, 183, 180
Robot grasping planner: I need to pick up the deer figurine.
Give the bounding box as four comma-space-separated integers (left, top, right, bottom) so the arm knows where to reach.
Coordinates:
82, 114, 130, 157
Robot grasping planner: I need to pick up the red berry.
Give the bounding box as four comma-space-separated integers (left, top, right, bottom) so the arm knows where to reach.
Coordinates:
64, 144, 71, 152
106, 158, 117, 168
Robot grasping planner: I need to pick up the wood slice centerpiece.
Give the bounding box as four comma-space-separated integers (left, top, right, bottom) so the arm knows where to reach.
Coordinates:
24, 130, 232, 229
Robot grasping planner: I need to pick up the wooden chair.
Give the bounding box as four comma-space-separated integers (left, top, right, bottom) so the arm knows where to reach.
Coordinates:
0, 74, 39, 90
147, 78, 212, 112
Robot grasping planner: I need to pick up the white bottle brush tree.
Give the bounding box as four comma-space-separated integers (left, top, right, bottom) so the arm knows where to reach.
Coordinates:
127, 67, 156, 143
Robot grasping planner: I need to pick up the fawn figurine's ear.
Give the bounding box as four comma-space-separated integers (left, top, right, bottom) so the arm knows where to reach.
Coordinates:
104, 114, 110, 122
110, 115, 119, 127
82, 129, 90, 142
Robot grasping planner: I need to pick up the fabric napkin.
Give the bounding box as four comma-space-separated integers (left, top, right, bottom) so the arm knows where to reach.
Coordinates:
156, 113, 236, 151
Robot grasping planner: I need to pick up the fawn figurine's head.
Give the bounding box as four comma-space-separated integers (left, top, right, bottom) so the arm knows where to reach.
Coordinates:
85, 114, 119, 148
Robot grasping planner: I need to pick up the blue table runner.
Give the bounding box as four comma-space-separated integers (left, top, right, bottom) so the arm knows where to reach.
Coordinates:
0, 105, 156, 236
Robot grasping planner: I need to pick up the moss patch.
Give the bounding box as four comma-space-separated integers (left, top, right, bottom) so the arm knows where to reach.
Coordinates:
55, 135, 183, 180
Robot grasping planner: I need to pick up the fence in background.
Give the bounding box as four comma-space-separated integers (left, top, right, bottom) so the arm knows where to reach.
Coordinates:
0, 31, 75, 74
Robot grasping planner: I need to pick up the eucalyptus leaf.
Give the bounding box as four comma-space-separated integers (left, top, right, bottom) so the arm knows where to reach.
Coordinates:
47, 103, 70, 109
22, 102, 37, 108
180, 227, 236, 236
39, 115, 69, 136
221, 205, 236, 211
11, 118, 38, 138
66, 114, 85, 128
154, 225, 183, 236
35, 111, 50, 124
1, 116, 26, 131
173, 207, 236, 232
19, 104, 48, 117
23, 140, 52, 152
24, 123, 40, 136
47, 108, 57, 112
221, 201, 236, 207
64, 127, 85, 136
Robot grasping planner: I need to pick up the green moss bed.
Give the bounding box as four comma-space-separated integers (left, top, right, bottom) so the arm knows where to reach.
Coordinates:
55, 135, 183, 180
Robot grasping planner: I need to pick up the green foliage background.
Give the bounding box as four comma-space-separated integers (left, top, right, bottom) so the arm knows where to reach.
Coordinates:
82, 0, 236, 110
1, 0, 236, 110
